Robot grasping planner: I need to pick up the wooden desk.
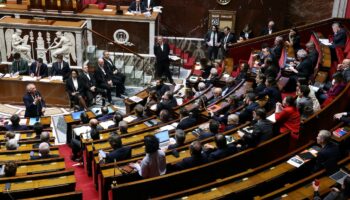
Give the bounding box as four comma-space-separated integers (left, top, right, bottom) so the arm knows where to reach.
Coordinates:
0, 78, 69, 107
124, 89, 149, 114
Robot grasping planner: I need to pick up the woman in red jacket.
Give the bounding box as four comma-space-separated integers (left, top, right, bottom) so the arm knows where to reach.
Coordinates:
275, 96, 301, 139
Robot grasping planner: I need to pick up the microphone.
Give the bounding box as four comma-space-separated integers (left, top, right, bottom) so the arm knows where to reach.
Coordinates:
112, 159, 117, 187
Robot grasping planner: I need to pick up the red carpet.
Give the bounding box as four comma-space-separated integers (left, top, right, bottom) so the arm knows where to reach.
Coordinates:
59, 145, 99, 200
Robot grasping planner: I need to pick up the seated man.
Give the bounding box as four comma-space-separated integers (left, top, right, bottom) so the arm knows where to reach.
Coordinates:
286, 49, 313, 81
177, 108, 196, 130
33, 122, 43, 139
30, 142, 58, 160
204, 134, 237, 161
239, 93, 260, 123
51, 54, 70, 81
154, 78, 170, 100
198, 119, 220, 140
174, 140, 208, 170
100, 134, 132, 163
80, 64, 106, 106
133, 104, 146, 122
128, 0, 146, 13
156, 91, 178, 114
331, 22, 347, 48
118, 121, 128, 134
3, 161, 17, 177
5, 139, 18, 150
97, 106, 113, 121
193, 82, 207, 98
5, 114, 27, 131
200, 68, 220, 86
313, 130, 340, 174
29, 58, 48, 78
222, 77, 236, 96
108, 112, 124, 129
225, 114, 239, 131
32, 131, 51, 149
4, 131, 15, 141
336, 58, 350, 83
168, 129, 186, 150
207, 87, 222, 105
10, 52, 28, 75
159, 109, 172, 124
251, 108, 273, 143
102, 51, 126, 98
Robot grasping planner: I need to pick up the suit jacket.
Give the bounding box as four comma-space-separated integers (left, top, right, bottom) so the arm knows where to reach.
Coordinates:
254, 83, 266, 94
252, 119, 273, 143
143, 0, 157, 8
205, 31, 223, 47
272, 44, 283, 60
23, 91, 46, 118
258, 86, 282, 110
128, 1, 146, 12
80, 72, 96, 88
90, 125, 104, 140
308, 49, 319, 68
154, 43, 170, 64
333, 28, 347, 47
222, 33, 236, 49
51, 61, 70, 80
314, 142, 340, 173
239, 102, 260, 123
105, 146, 132, 163
239, 31, 254, 40
31, 154, 59, 160
29, 62, 48, 77
198, 132, 215, 140
65, 77, 86, 97
94, 66, 111, 87
154, 84, 170, 98
296, 58, 313, 79
177, 116, 196, 130
97, 114, 114, 122
11, 59, 28, 75
5, 125, 28, 131
260, 27, 276, 36
207, 144, 236, 161
175, 154, 208, 170
103, 57, 116, 73
224, 124, 237, 132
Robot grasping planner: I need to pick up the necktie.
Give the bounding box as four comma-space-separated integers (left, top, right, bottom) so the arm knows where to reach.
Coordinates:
137, 3, 140, 12
36, 65, 40, 76
59, 62, 61, 70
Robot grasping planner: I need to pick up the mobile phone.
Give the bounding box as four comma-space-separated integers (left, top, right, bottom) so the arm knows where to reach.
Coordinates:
314, 179, 320, 186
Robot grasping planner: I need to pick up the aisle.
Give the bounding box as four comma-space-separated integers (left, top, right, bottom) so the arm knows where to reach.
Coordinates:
59, 144, 99, 200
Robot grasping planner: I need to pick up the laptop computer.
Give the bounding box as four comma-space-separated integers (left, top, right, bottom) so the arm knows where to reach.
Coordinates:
71, 111, 84, 121
155, 130, 170, 149
330, 169, 350, 184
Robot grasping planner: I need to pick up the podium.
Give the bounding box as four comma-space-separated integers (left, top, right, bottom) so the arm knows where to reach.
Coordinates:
28, 0, 86, 13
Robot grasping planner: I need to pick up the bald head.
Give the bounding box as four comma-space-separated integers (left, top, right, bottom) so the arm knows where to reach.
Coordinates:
98, 58, 104, 67
40, 131, 50, 143
213, 87, 222, 97
26, 83, 36, 94
39, 142, 50, 156
89, 119, 99, 127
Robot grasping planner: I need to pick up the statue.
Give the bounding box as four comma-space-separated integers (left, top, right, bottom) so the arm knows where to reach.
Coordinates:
48, 31, 76, 63
5, 29, 32, 61
36, 32, 47, 63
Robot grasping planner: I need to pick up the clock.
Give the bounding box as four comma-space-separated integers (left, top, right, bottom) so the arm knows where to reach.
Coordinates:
217, 0, 231, 5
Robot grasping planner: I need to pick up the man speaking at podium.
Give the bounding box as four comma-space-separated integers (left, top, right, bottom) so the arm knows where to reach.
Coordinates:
23, 83, 46, 118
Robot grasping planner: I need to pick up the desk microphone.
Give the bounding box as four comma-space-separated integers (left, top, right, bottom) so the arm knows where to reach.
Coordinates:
112, 159, 117, 187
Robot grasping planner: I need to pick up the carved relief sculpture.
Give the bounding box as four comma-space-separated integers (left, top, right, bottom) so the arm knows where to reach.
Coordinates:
48, 31, 76, 64
5, 29, 32, 61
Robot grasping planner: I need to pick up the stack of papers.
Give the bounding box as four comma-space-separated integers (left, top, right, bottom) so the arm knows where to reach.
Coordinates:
123, 115, 138, 123
22, 76, 37, 81
73, 126, 91, 137
169, 55, 181, 61
129, 96, 143, 103
39, 79, 51, 82
319, 39, 332, 46
50, 76, 63, 81
100, 120, 115, 129
287, 156, 304, 168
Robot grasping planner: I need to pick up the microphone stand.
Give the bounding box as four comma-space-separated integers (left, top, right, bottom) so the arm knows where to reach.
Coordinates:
112, 159, 118, 187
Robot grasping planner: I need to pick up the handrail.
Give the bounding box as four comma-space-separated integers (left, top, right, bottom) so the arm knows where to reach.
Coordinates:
84, 27, 144, 59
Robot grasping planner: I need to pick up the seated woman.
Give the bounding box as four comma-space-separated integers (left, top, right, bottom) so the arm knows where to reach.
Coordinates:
319, 72, 346, 108
66, 69, 88, 110
275, 96, 301, 139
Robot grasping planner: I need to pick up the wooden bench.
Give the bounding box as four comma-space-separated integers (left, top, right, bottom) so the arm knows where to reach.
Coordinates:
19, 191, 83, 200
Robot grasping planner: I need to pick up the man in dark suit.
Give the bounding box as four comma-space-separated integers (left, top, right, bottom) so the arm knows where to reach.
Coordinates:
252, 108, 273, 143
314, 130, 340, 174
10, 52, 28, 75
23, 83, 46, 118
177, 108, 196, 130
175, 140, 208, 170
102, 51, 126, 98
128, 0, 146, 12
287, 49, 314, 81
97, 106, 114, 121
143, 0, 157, 10
168, 129, 186, 150
30, 142, 58, 160
239, 93, 260, 123
94, 58, 113, 104
205, 25, 223, 60
271, 36, 284, 60
154, 78, 170, 99
50, 54, 70, 81
306, 42, 319, 68
331, 22, 347, 47
32, 132, 51, 149
103, 135, 131, 163
221, 77, 236, 97
154, 36, 174, 84
198, 119, 220, 140
80, 65, 106, 106
204, 134, 237, 161
221, 26, 236, 57
29, 58, 48, 78
260, 20, 276, 36
5, 114, 27, 131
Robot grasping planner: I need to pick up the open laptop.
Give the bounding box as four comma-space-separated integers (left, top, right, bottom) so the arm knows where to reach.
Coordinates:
71, 111, 84, 121
155, 130, 170, 149
330, 169, 350, 184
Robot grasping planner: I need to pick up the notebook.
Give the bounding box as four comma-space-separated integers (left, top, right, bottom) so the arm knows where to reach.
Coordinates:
71, 111, 84, 121
330, 169, 350, 184
155, 130, 170, 148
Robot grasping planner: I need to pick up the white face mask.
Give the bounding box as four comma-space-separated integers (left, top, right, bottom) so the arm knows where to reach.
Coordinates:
332, 79, 336, 85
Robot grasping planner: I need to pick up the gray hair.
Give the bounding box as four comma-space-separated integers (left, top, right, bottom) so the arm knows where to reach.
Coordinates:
39, 142, 50, 155
227, 114, 239, 125
6, 139, 18, 150
118, 121, 128, 129
40, 131, 50, 142
198, 82, 206, 90
210, 68, 218, 75
318, 130, 331, 143
297, 49, 308, 59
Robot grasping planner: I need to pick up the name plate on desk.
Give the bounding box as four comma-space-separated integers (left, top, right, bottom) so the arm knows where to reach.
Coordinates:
28, 19, 54, 25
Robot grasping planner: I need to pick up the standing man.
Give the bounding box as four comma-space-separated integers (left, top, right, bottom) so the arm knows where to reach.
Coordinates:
221, 26, 236, 57
205, 25, 222, 60
102, 51, 126, 98
154, 36, 174, 84
51, 54, 70, 81
29, 58, 48, 78
10, 52, 28, 75
23, 83, 46, 118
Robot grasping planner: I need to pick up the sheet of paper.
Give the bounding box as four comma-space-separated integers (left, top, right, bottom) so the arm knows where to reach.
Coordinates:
124, 115, 137, 123
129, 96, 143, 103
159, 125, 175, 131
319, 39, 332, 46
287, 156, 304, 168
73, 126, 91, 137
22, 76, 37, 81
267, 113, 276, 123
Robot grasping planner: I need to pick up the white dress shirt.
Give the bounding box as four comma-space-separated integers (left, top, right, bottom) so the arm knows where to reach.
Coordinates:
72, 78, 78, 91
134, 150, 166, 178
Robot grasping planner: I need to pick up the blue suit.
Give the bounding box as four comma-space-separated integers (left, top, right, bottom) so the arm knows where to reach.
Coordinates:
175, 154, 208, 170
23, 92, 46, 118
105, 146, 132, 163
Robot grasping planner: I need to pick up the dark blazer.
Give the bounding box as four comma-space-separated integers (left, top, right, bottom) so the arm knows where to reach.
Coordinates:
224, 124, 236, 132
11, 59, 28, 75
239, 31, 254, 40
239, 102, 260, 123
31, 154, 59, 160
154, 84, 170, 98
128, 1, 146, 12
175, 154, 208, 170
272, 44, 283, 60
94, 66, 112, 87
51, 61, 70, 80
205, 31, 223, 46
91, 126, 104, 140
80, 72, 96, 88
254, 83, 266, 94
103, 57, 116, 73
260, 27, 276, 36
143, 0, 157, 8
222, 33, 236, 47
198, 132, 215, 140
252, 119, 274, 143
296, 58, 314, 79
333, 28, 347, 47
23, 91, 46, 118
97, 114, 114, 122
29, 62, 48, 77
105, 146, 132, 163
65, 77, 86, 97
5, 125, 28, 131
314, 142, 340, 173
258, 86, 282, 110
154, 43, 170, 64
177, 117, 196, 130
308, 49, 319, 68
207, 144, 236, 161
